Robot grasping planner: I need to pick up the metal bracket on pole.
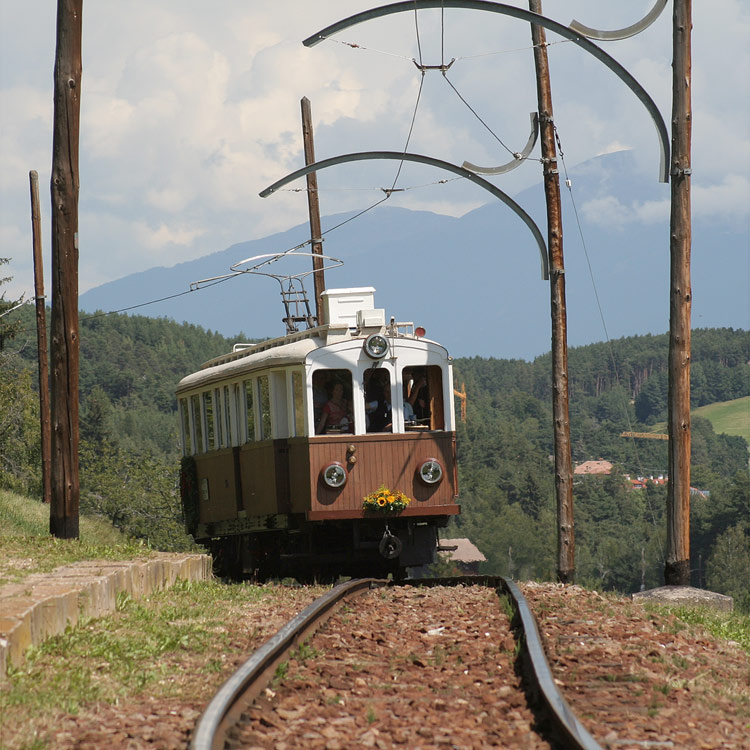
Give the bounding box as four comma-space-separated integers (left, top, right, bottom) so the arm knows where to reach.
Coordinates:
302, 1, 670, 183
462, 112, 539, 175
260, 150, 549, 280
569, 0, 668, 42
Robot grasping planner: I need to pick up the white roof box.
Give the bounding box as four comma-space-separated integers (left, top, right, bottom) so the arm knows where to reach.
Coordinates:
322, 287, 376, 327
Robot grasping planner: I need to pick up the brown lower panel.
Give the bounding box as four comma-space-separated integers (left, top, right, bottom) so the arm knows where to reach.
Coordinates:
306, 503, 460, 521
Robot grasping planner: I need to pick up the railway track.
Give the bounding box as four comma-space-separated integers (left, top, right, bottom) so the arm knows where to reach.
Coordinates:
191, 576, 600, 750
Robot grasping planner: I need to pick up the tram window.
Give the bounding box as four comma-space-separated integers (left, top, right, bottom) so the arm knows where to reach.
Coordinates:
364, 368, 392, 433
190, 393, 204, 452
258, 375, 272, 440
179, 398, 192, 455
314, 369, 354, 435
234, 383, 245, 443
244, 379, 255, 442
213, 388, 225, 448
204, 390, 216, 450
223, 385, 232, 446
403, 366, 444, 430
292, 371, 305, 436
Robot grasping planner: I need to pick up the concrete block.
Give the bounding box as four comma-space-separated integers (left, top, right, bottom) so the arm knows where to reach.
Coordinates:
632, 585, 734, 612
1, 553, 212, 679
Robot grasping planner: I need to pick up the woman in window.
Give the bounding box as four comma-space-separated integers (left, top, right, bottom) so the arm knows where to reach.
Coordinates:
316, 381, 353, 433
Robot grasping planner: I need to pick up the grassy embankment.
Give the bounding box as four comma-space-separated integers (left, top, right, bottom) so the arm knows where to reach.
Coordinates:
0, 489, 327, 749
1, 489, 748, 749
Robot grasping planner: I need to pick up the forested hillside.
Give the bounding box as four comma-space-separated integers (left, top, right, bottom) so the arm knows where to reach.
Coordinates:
451, 328, 748, 603
2, 306, 245, 549
2, 302, 748, 603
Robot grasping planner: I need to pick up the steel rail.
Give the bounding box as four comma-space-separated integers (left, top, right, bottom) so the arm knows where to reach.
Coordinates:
302, 1, 669, 183
190, 577, 385, 750
192, 575, 603, 750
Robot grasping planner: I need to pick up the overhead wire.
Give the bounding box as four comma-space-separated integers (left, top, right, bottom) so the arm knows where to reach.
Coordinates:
6, 16, 552, 332
441, 73, 518, 158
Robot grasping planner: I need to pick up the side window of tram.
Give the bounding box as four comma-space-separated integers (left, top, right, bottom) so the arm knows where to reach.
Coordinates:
213, 388, 225, 448
364, 369, 392, 433
258, 374, 272, 440
314, 370, 354, 435
190, 393, 204, 452
403, 366, 444, 430
179, 398, 192, 455
243, 379, 255, 442
203, 390, 216, 450
292, 371, 305, 436
223, 385, 231, 446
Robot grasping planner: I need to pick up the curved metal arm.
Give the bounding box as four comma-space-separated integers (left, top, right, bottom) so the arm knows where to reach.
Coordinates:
302, 1, 669, 183
260, 150, 549, 280
462, 112, 539, 175
570, 0, 668, 42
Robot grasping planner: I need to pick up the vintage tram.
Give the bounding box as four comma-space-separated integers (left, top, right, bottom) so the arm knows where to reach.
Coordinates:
177, 286, 459, 580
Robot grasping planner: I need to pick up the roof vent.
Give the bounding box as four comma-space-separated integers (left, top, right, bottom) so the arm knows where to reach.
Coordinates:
322, 287, 376, 327
357, 308, 386, 329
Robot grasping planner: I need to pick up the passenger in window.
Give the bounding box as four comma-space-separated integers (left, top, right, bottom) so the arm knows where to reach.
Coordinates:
316, 381, 353, 434
313, 378, 328, 428
365, 370, 392, 432
403, 381, 417, 425
407, 374, 429, 423
369, 384, 392, 432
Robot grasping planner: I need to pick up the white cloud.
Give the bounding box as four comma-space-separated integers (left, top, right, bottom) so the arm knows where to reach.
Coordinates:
693, 175, 750, 223
135, 222, 206, 251
0, 0, 747, 300
581, 195, 669, 229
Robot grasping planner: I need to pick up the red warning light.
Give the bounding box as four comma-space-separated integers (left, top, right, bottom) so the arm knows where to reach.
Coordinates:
415, 326, 426, 338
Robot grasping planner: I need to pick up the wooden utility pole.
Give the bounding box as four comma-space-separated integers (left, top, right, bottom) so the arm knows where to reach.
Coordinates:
29, 171, 52, 505
529, 0, 575, 583
665, 0, 692, 585
49, 0, 83, 538
301, 97, 326, 324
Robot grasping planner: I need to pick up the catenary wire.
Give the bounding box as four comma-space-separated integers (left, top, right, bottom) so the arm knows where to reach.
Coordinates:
441, 72, 517, 157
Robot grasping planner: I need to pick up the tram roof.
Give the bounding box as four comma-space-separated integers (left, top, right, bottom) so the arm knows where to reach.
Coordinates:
176, 337, 320, 393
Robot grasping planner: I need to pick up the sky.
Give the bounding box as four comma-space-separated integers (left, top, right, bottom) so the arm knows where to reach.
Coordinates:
1, 1, 748, 307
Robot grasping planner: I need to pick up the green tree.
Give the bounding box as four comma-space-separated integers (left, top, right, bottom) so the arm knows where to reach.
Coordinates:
0, 257, 24, 351
706, 523, 750, 612
0, 362, 41, 495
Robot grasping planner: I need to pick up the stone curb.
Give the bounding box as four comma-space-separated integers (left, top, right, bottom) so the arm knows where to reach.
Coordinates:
632, 584, 733, 612
0, 553, 213, 679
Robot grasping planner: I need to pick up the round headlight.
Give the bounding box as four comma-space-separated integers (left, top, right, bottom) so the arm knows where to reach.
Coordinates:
320, 462, 347, 489
364, 333, 389, 359
418, 458, 443, 485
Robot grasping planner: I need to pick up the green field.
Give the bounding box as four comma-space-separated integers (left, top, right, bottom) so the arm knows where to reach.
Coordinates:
651, 396, 750, 445
693, 396, 750, 445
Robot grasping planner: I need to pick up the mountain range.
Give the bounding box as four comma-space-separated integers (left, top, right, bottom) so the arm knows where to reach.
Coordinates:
79, 150, 748, 360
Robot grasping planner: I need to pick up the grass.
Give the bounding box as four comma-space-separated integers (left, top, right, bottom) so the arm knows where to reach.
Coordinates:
0, 489, 156, 587
693, 396, 750, 444
2, 578, 322, 749
652, 395, 750, 444
661, 605, 750, 653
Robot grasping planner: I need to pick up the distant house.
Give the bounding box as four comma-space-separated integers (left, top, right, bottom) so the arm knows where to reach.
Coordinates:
574, 460, 613, 475
438, 538, 487, 574
625, 474, 668, 490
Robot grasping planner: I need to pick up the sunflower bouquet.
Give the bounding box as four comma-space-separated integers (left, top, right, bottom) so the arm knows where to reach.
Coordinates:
362, 485, 412, 514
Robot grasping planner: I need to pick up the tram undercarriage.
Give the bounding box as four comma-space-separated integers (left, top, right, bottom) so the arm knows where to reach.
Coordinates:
203, 515, 448, 582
